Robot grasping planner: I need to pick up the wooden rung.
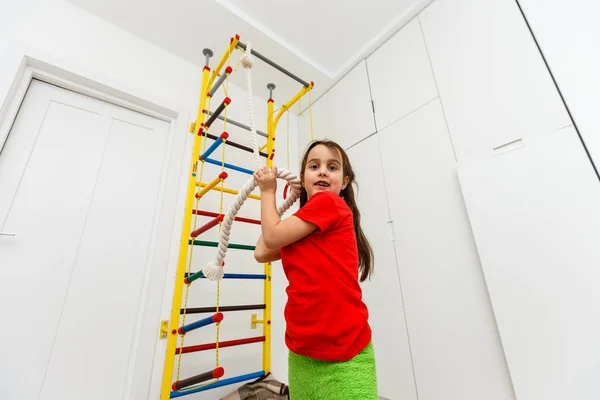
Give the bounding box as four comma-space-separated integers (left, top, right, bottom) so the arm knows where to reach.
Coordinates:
190, 215, 223, 238
195, 172, 227, 200
176, 336, 265, 354
195, 181, 260, 200
177, 313, 223, 335
172, 367, 225, 391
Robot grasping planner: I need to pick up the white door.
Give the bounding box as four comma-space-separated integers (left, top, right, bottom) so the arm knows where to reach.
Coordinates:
0, 79, 171, 400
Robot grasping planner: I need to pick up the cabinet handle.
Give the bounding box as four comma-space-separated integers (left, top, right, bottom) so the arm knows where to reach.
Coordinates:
0, 232, 16, 237
387, 220, 396, 242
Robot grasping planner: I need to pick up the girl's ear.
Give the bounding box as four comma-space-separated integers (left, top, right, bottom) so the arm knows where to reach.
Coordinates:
342, 176, 350, 190
300, 174, 305, 187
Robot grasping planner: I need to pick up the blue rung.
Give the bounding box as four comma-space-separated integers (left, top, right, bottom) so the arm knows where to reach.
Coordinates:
221, 273, 266, 280
200, 137, 225, 161
170, 371, 265, 398
204, 157, 254, 175
185, 272, 266, 280
179, 313, 221, 334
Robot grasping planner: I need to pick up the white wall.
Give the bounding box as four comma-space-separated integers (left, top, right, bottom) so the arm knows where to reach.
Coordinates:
0, 0, 33, 45
517, 0, 600, 171
0, 0, 298, 399
0, 0, 38, 114
297, 91, 331, 152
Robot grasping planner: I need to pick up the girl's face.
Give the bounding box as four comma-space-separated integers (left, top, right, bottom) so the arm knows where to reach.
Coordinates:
302, 144, 349, 199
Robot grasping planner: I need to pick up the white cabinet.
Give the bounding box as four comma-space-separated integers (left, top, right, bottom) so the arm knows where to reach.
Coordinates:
378, 99, 514, 400
297, 92, 331, 153
419, 0, 570, 162
328, 61, 376, 149
366, 18, 438, 131
457, 126, 600, 400
347, 135, 417, 400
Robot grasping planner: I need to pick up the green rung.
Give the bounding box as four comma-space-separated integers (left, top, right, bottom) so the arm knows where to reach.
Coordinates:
189, 240, 256, 251
186, 270, 204, 284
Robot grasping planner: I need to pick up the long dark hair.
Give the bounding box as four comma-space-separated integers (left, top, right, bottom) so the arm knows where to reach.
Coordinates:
299, 140, 374, 282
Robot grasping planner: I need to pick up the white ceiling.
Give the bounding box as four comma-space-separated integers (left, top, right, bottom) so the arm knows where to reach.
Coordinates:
67, 0, 430, 108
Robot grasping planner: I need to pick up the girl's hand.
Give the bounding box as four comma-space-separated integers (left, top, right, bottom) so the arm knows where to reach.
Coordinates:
254, 165, 278, 193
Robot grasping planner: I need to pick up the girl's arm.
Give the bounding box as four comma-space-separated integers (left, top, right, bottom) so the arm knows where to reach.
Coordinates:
254, 166, 316, 249
260, 190, 316, 249
254, 234, 281, 263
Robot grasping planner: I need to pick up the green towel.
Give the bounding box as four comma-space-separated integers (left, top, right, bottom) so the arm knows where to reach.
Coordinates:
288, 342, 378, 400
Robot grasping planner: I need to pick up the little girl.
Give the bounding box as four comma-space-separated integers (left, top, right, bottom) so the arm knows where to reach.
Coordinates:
253, 139, 378, 399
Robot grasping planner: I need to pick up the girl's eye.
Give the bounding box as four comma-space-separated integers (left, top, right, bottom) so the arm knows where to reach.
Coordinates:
309, 164, 318, 170
328, 165, 338, 171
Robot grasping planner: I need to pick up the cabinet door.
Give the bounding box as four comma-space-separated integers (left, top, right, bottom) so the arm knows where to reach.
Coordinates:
419, 0, 570, 162
298, 92, 331, 153
378, 99, 514, 400
367, 18, 438, 131
328, 61, 376, 149
346, 135, 417, 400
518, 0, 600, 168
457, 126, 600, 400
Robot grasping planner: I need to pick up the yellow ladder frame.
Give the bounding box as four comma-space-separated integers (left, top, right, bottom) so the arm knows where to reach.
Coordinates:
160, 37, 313, 400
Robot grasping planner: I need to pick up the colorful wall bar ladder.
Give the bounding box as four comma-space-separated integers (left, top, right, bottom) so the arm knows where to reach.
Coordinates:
159, 34, 313, 400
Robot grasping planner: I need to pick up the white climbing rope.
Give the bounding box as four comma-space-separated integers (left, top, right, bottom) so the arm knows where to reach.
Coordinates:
201, 168, 302, 281
240, 41, 260, 170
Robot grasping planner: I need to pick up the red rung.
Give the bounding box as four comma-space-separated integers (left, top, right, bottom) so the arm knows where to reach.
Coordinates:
176, 336, 265, 355
233, 216, 261, 225
193, 209, 220, 218
190, 215, 224, 238
193, 209, 260, 225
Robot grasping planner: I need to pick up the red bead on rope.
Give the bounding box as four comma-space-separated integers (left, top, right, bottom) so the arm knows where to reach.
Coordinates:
283, 182, 290, 200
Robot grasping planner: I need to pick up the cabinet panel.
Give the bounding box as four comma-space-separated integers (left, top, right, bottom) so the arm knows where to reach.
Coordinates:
419, 0, 570, 162
457, 126, 600, 400
378, 99, 514, 400
347, 135, 417, 400
328, 61, 376, 149
367, 18, 438, 131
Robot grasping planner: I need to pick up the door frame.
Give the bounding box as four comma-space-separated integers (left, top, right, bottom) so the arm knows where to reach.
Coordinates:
0, 43, 192, 399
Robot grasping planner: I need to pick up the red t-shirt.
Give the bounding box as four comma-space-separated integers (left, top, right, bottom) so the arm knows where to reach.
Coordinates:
280, 191, 371, 361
